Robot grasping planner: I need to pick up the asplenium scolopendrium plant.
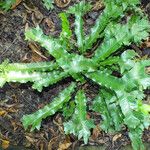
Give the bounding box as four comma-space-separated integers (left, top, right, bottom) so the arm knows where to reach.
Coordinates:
42, 0, 54, 10
0, 0, 16, 11
0, 0, 150, 149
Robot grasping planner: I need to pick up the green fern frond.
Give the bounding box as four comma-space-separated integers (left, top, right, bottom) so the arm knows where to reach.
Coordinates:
84, 0, 145, 52
116, 91, 150, 150
67, 1, 91, 15
32, 71, 68, 92
104, 0, 140, 9
86, 70, 125, 91
122, 60, 150, 90
84, 0, 128, 51
64, 90, 95, 144
62, 101, 76, 119
59, 12, 72, 50
25, 26, 96, 74
117, 91, 141, 129
128, 101, 150, 150
0, 61, 59, 72
25, 26, 67, 60
129, 127, 145, 150
99, 56, 122, 66
0, 0, 16, 11
68, 1, 92, 53
92, 89, 123, 132
22, 82, 76, 131
129, 16, 150, 43
93, 16, 150, 62
0, 71, 46, 87
42, 0, 54, 10
119, 50, 138, 73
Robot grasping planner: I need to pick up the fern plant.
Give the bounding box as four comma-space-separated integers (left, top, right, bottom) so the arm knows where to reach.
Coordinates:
0, 0, 16, 11
0, 1, 150, 149
42, 0, 54, 10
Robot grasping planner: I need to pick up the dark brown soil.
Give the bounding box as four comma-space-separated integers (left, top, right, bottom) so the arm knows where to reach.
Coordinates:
0, 0, 150, 150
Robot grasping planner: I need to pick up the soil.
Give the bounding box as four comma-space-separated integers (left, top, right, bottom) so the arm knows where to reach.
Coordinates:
0, 0, 150, 150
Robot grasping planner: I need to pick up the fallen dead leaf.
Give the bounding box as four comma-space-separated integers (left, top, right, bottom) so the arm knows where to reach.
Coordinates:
58, 142, 72, 150
7, 107, 18, 113
55, 0, 71, 8
146, 66, 150, 74
2, 103, 16, 108
34, 9, 44, 21
86, 113, 91, 120
43, 18, 55, 32
0, 11, 4, 14
112, 134, 122, 142
144, 38, 150, 48
23, 2, 43, 25
11, 0, 22, 9
2, 139, 10, 149
25, 136, 36, 145
48, 136, 59, 150
29, 42, 48, 62
0, 110, 7, 116
11, 94, 18, 102
22, 53, 31, 63
93, 0, 104, 11
23, 2, 35, 13
97, 139, 106, 144
31, 9, 44, 26
53, 119, 64, 134
39, 142, 44, 150
92, 125, 101, 140
58, 136, 72, 150
11, 120, 21, 131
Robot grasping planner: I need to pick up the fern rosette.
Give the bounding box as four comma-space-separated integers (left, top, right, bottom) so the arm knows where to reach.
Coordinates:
0, 1, 150, 149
